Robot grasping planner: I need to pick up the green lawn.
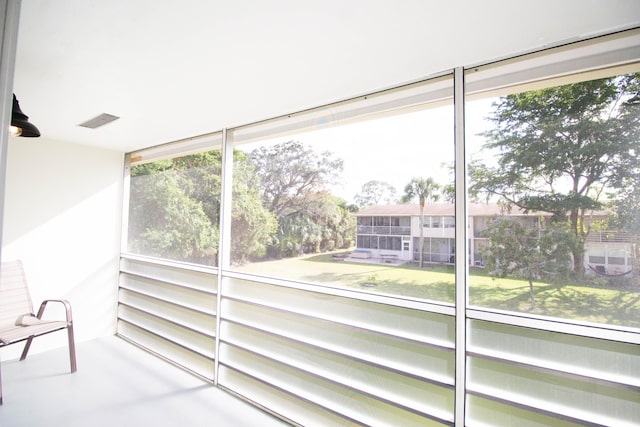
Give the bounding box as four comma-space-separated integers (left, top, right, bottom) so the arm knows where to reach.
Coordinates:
235, 252, 640, 328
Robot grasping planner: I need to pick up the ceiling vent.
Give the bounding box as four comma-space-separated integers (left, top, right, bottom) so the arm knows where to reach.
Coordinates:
78, 113, 119, 129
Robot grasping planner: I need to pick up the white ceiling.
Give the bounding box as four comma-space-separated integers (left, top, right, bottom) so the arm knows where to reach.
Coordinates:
12, 0, 640, 153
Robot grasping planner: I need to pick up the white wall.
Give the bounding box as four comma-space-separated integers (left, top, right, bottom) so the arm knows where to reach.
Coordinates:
1, 137, 123, 359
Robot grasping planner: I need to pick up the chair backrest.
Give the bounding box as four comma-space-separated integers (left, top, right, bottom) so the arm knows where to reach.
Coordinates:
0, 260, 35, 328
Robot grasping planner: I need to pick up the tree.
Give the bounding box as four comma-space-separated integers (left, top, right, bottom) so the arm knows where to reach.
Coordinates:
128, 164, 218, 265
470, 73, 640, 275
250, 141, 347, 258
129, 149, 277, 265
249, 140, 343, 218
231, 151, 278, 263
267, 191, 355, 258
401, 177, 440, 268
607, 173, 640, 278
441, 183, 455, 204
172, 151, 222, 232
607, 77, 640, 239
439, 161, 456, 203
307, 192, 356, 252
354, 180, 397, 208
608, 175, 640, 237
480, 217, 577, 310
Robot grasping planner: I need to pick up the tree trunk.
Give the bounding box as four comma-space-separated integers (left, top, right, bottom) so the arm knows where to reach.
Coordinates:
573, 250, 585, 277
569, 208, 585, 277
419, 209, 424, 268
528, 277, 536, 310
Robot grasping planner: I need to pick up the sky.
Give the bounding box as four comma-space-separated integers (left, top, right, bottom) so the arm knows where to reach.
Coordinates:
237, 98, 496, 204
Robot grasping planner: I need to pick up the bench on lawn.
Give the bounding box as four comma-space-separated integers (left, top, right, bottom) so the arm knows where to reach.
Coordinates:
380, 254, 398, 263
350, 250, 372, 259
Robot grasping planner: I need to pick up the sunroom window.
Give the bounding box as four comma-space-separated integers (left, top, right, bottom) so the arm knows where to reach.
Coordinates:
466, 44, 640, 328
227, 74, 455, 302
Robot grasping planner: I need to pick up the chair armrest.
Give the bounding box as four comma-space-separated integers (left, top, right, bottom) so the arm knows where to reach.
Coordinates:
36, 299, 73, 325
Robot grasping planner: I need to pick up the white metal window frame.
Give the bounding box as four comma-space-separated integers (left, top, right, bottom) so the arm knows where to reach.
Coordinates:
121, 28, 640, 426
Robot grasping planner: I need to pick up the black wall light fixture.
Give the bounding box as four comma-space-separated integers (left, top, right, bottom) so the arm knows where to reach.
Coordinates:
11, 94, 40, 137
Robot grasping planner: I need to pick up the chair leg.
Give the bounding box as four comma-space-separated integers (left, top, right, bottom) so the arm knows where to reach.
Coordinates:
19, 336, 34, 361
1, 357, 3, 405
67, 325, 77, 373
20, 326, 76, 372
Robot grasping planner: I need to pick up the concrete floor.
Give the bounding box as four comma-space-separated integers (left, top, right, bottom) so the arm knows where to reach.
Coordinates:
0, 336, 291, 427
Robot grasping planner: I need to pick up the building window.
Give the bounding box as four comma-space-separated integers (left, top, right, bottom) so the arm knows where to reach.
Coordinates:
358, 216, 372, 226
373, 216, 388, 226
431, 216, 441, 228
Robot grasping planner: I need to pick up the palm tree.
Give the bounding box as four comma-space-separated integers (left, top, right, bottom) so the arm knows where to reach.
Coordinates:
401, 177, 441, 268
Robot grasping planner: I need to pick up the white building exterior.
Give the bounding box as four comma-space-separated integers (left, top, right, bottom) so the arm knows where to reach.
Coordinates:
356, 203, 635, 275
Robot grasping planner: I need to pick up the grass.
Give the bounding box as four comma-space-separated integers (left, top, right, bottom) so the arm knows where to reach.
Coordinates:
235, 251, 640, 328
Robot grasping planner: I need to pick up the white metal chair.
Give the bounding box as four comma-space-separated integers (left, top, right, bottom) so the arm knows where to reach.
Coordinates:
0, 260, 77, 404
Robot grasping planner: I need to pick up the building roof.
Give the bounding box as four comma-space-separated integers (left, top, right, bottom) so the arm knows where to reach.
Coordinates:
356, 203, 550, 217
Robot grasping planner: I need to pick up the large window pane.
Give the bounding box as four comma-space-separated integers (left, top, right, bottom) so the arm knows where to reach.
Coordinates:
127, 149, 222, 267
229, 76, 455, 303
466, 65, 640, 328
